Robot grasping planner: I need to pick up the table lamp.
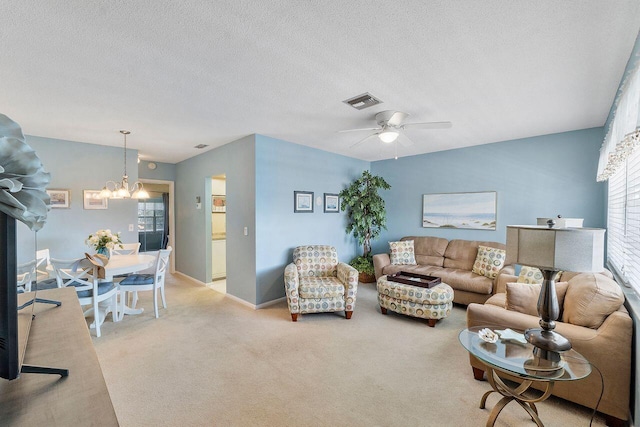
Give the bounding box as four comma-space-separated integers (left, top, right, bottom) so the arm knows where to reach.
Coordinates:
506, 223, 605, 355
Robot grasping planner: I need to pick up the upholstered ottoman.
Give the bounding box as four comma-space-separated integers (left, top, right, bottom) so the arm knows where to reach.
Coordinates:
377, 275, 454, 327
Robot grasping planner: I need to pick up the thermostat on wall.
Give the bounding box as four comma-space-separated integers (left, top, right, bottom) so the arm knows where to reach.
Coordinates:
147, 162, 157, 170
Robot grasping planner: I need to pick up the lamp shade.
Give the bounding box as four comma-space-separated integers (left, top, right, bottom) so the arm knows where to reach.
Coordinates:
506, 225, 605, 272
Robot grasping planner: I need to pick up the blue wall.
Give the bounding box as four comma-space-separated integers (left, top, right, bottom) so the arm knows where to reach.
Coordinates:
139, 160, 176, 181
255, 135, 368, 304
370, 127, 606, 254
24, 135, 139, 259
175, 135, 257, 303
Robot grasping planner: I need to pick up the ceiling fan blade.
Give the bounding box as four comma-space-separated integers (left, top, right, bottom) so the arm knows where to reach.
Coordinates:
397, 132, 414, 147
403, 121, 452, 129
350, 133, 376, 148
387, 111, 407, 126
338, 127, 381, 133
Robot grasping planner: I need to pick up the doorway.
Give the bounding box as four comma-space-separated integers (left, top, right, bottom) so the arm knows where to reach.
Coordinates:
210, 174, 226, 293
139, 179, 175, 273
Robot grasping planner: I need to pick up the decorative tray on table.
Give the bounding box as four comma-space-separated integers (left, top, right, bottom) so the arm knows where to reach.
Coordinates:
387, 271, 442, 288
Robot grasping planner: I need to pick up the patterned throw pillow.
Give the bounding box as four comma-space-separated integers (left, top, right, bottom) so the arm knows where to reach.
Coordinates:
517, 265, 544, 284
389, 240, 417, 265
472, 245, 506, 279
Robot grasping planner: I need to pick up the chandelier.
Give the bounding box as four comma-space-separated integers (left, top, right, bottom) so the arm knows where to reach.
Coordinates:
99, 130, 149, 199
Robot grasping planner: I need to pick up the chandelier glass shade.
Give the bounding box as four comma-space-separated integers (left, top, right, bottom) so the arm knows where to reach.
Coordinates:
99, 130, 149, 199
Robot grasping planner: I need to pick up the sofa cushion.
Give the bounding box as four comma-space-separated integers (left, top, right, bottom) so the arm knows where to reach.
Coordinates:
381, 264, 441, 278
389, 240, 417, 265
443, 240, 506, 270
433, 268, 493, 295
559, 269, 613, 282
471, 245, 506, 279
299, 277, 345, 298
517, 266, 544, 284
505, 282, 569, 317
485, 293, 506, 308
562, 273, 624, 329
403, 236, 448, 267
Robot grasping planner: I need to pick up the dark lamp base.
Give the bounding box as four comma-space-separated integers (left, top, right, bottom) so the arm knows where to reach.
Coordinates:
525, 328, 572, 352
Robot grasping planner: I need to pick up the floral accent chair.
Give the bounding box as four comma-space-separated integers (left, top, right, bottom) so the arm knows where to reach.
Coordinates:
284, 245, 359, 321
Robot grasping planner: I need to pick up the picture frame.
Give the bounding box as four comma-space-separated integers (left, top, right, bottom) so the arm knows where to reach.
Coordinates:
294, 191, 314, 213
422, 191, 496, 230
83, 190, 108, 210
323, 193, 339, 213
212, 195, 226, 213
46, 189, 70, 209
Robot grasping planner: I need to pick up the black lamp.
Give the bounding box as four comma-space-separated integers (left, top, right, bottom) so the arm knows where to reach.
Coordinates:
506, 224, 605, 355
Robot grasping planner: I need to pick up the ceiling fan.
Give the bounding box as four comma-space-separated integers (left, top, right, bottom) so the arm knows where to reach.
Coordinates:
339, 110, 452, 148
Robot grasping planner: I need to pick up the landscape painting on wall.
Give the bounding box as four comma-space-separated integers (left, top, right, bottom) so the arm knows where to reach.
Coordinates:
423, 192, 496, 230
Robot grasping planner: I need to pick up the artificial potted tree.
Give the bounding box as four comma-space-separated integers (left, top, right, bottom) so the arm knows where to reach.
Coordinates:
339, 170, 391, 283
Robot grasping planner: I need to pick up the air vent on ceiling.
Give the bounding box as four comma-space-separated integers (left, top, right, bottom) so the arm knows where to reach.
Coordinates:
343, 92, 382, 110
194, 144, 209, 149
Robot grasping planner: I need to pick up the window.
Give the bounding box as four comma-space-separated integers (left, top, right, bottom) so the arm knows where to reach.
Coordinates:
138, 198, 165, 233
608, 148, 640, 293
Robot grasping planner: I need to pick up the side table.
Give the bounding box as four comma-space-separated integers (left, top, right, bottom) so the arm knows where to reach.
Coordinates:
459, 327, 591, 427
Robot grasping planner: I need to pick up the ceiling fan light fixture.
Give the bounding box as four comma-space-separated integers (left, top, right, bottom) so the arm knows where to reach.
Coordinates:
379, 128, 399, 143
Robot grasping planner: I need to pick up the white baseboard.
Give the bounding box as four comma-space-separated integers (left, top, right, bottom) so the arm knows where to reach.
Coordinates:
174, 271, 287, 310
256, 296, 286, 309
174, 271, 206, 286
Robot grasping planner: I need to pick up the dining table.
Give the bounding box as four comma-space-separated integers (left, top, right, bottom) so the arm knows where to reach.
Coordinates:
103, 254, 156, 321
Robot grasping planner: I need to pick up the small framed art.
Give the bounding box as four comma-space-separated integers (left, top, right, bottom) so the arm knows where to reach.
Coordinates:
46, 189, 70, 209
212, 195, 226, 213
83, 190, 108, 210
324, 193, 339, 213
294, 191, 314, 213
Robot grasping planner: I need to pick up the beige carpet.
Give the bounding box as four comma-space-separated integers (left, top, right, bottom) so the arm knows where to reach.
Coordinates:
92, 274, 606, 427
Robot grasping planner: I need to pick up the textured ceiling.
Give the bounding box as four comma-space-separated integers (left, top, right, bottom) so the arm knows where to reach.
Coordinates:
1, 1, 639, 163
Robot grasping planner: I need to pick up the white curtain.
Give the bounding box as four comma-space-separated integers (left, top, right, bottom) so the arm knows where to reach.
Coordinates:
597, 44, 640, 182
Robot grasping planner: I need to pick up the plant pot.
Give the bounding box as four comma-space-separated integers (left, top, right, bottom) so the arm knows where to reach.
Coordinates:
358, 271, 376, 283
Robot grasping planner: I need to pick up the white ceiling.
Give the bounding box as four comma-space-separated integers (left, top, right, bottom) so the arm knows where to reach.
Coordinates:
1, 1, 639, 163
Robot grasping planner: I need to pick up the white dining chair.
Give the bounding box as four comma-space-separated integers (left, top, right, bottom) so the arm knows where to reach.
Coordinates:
118, 247, 172, 318
17, 260, 37, 292
35, 248, 53, 282
109, 242, 141, 257
51, 257, 118, 337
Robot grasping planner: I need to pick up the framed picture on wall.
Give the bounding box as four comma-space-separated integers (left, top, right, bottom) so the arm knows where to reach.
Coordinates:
323, 193, 339, 213
422, 191, 496, 230
212, 195, 226, 213
46, 189, 70, 209
83, 190, 108, 210
294, 191, 314, 213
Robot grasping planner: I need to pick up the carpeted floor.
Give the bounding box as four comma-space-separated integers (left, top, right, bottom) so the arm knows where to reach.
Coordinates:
92, 274, 605, 427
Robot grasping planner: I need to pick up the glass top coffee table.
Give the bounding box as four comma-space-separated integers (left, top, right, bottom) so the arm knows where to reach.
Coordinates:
459, 327, 591, 427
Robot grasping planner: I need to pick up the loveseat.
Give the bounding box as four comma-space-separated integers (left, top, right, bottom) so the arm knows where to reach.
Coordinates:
467, 270, 632, 426
373, 236, 508, 305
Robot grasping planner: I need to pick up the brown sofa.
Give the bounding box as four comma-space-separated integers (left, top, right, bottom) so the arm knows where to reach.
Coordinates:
373, 236, 508, 305
467, 270, 632, 426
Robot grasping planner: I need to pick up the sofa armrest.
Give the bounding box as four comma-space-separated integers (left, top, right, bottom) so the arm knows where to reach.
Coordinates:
494, 269, 517, 294
284, 263, 300, 314
373, 253, 390, 279
337, 262, 359, 311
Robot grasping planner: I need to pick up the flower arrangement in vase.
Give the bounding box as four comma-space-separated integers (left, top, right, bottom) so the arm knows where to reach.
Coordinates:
86, 229, 123, 257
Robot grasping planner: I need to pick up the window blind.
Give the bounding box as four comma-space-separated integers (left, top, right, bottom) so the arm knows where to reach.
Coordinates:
608, 150, 640, 294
